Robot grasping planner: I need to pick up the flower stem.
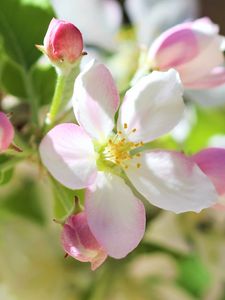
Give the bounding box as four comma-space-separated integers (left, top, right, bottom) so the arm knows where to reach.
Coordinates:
46, 73, 66, 127
22, 70, 39, 126
43, 65, 80, 133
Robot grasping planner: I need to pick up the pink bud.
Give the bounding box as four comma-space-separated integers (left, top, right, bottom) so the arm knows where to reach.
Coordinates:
0, 112, 14, 152
40, 18, 83, 65
148, 18, 225, 89
61, 212, 107, 271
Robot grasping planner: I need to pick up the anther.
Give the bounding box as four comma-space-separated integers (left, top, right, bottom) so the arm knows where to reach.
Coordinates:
124, 123, 128, 129
132, 128, 137, 133
118, 130, 122, 134
136, 153, 141, 157
136, 163, 141, 168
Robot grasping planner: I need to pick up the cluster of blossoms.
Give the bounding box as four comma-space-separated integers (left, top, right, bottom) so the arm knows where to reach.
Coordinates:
37, 17, 225, 270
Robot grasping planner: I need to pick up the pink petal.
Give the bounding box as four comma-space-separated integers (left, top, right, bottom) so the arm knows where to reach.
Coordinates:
149, 22, 199, 69
0, 112, 14, 152
125, 150, 217, 213
73, 60, 120, 142
85, 172, 146, 258
192, 148, 225, 196
39, 123, 97, 189
61, 212, 107, 270
182, 67, 225, 89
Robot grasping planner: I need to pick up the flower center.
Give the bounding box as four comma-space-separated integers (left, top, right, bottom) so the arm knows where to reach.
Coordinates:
96, 124, 143, 171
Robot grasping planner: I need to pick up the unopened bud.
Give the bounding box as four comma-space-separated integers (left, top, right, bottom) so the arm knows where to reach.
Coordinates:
0, 112, 14, 153
37, 18, 84, 72
61, 212, 107, 270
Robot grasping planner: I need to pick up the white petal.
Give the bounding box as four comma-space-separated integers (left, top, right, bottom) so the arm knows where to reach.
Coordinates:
73, 60, 119, 142
39, 123, 97, 189
117, 69, 184, 143
126, 151, 217, 213
85, 172, 146, 258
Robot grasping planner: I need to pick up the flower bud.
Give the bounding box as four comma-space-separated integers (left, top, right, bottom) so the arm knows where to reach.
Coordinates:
37, 18, 83, 71
61, 212, 107, 270
148, 18, 225, 89
0, 112, 14, 153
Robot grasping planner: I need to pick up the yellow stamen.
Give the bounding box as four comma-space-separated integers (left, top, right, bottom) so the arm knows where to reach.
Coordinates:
100, 128, 144, 169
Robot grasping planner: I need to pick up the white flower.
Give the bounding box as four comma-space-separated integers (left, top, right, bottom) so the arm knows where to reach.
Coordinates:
40, 60, 217, 259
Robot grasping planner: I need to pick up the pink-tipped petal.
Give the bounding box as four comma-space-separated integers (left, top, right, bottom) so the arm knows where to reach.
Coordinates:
62, 213, 107, 270
85, 172, 146, 259
39, 123, 97, 189
148, 23, 199, 69
126, 150, 217, 213
117, 69, 184, 143
183, 67, 225, 89
0, 112, 14, 152
149, 18, 224, 88
149, 18, 219, 69
73, 60, 120, 142
192, 148, 225, 195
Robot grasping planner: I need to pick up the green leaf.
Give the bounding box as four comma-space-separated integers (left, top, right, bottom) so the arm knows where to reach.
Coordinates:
0, 155, 23, 173
0, 178, 45, 224
31, 64, 56, 106
185, 107, 225, 153
1, 59, 27, 97
177, 255, 212, 297
0, 0, 54, 69
0, 168, 14, 185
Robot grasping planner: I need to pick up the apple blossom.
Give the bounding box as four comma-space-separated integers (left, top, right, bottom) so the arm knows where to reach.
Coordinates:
148, 18, 225, 89
0, 112, 14, 153
40, 60, 217, 259
37, 18, 83, 71
61, 212, 107, 270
